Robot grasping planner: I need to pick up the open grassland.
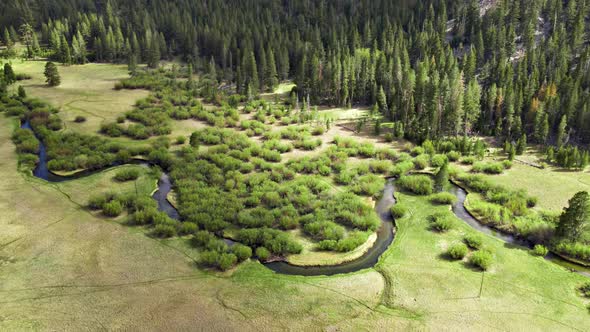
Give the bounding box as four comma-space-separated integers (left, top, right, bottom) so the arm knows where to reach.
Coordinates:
377, 191, 590, 330
8, 60, 149, 135
478, 157, 590, 212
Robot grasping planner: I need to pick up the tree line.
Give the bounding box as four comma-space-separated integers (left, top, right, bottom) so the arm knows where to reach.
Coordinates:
1, 0, 589, 152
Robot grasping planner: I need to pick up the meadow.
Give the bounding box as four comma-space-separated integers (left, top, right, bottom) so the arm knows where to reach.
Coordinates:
1, 60, 590, 330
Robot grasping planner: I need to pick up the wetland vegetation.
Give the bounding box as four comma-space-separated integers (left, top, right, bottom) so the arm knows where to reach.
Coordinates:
2, 0, 590, 330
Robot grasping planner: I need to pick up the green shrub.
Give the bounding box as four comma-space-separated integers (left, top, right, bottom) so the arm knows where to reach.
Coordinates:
461, 156, 476, 165
317, 232, 369, 252
411, 146, 425, 156
178, 222, 197, 235
431, 217, 454, 232
531, 244, 548, 257
369, 160, 392, 174
464, 233, 483, 249
218, 253, 238, 271
447, 243, 468, 260
114, 168, 140, 182
413, 154, 429, 170
391, 204, 408, 218
88, 194, 108, 210
472, 162, 505, 174
312, 126, 326, 135
579, 282, 590, 297
335, 169, 356, 185
152, 223, 177, 238
232, 244, 253, 261
176, 136, 186, 144
335, 231, 369, 252
467, 199, 512, 227
429, 212, 454, 232
446, 151, 461, 161
350, 174, 385, 197
256, 247, 271, 260
526, 196, 538, 208
469, 250, 493, 270
431, 154, 448, 168
430, 192, 457, 205
554, 242, 590, 262
192, 231, 216, 247
74, 115, 86, 123
390, 160, 414, 176
103, 200, 123, 217
200, 250, 221, 267
397, 175, 433, 195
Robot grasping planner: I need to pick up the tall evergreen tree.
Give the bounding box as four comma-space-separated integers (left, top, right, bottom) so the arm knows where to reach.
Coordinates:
556, 191, 590, 242
44, 62, 61, 87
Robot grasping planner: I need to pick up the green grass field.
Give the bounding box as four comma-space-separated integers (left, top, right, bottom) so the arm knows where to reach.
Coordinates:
8, 60, 149, 135
377, 191, 590, 330
480, 161, 590, 212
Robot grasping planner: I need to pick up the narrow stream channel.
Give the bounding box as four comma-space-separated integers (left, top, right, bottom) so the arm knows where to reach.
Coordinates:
20, 120, 590, 277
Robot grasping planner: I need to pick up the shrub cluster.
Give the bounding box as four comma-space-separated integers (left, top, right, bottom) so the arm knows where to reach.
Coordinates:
469, 250, 493, 270
397, 175, 433, 195
430, 192, 457, 205
113, 168, 140, 182
428, 212, 455, 232
390, 204, 408, 219
447, 243, 468, 260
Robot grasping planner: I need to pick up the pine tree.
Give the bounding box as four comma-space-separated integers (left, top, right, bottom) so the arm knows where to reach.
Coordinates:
266, 47, 279, 92
19, 23, 36, 58
146, 31, 160, 69
516, 134, 527, 155
377, 85, 388, 115
3, 28, 14, 54
186, 63, 194, 90
244, 51, 259, 94
44, 62, 61, 87
18, 85, 26, 98
208, 56, 217, 83
3, 63, 16, 84
59, 34, 72, 65
556, 191, 590, 242
508, 144, 516, 161
546, 147, 555, 162
127, 52, 137, 74
434, 161, 449, 192
556, 115, 568, 147
72, 31, 87, 64
463, 79, 481, 136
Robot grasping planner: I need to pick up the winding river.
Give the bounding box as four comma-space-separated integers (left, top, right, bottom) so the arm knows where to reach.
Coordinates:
20, 120, 590, 277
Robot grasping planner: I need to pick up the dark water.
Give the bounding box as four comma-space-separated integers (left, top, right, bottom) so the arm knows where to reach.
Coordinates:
449, 185, 529, 247
20, 121, 53, 181
19, 120, 590, 277
152, 172, 180, 220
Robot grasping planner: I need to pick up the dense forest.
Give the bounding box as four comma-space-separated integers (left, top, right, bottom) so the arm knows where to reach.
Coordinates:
1, 0, 590, 151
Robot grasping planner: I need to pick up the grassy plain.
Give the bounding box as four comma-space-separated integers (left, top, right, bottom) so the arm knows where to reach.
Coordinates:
480, 161, 590, 212
8, 60, 148, 134
376, 191, 590, 330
